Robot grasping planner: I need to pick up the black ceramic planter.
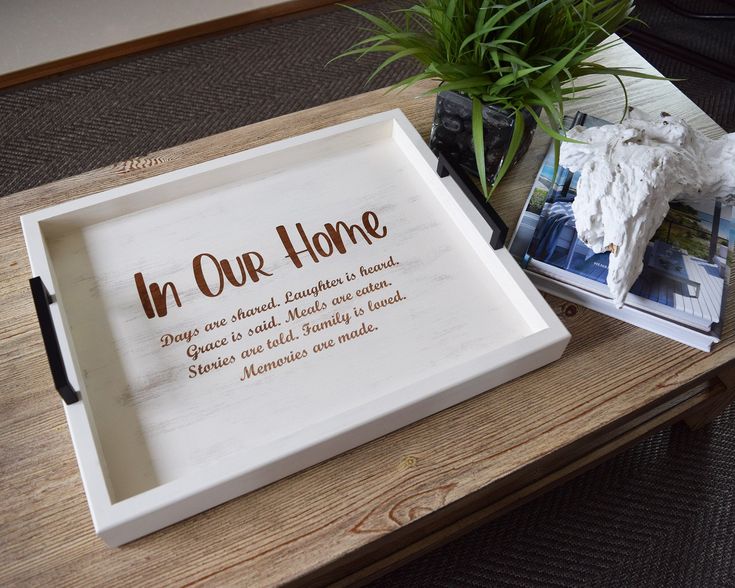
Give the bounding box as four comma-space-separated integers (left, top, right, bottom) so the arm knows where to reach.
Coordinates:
429, 91, 539, 186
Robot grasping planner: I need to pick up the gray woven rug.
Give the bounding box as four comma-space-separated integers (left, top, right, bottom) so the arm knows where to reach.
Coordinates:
0, 0, 420, 197
1, 0, 734, 198
2, 1, 734, 585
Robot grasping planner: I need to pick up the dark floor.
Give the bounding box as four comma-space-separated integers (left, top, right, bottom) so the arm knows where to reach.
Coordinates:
1, 1, 734, 586
1, 0, 733, 198
0, 0, 422, 197
624, 0, 735, 131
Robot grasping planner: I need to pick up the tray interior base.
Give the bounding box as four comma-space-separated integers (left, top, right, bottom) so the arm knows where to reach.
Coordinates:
42, 119, 542, 503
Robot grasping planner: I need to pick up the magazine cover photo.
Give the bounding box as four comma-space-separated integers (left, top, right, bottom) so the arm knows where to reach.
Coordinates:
510, 132, 732, 336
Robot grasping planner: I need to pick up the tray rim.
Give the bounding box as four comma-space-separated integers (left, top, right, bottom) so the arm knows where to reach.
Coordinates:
21, 109, 570, 546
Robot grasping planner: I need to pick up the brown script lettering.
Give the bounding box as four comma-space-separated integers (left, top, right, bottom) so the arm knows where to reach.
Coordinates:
193, 251, 272, 297
134, 272, 182, 319
277, 211, 387, 268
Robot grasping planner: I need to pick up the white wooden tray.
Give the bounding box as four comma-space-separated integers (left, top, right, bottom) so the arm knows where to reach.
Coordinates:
22, 110, 569, 546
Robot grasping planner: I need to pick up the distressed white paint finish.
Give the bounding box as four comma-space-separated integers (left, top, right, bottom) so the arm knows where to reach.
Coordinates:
21, 110, 569, 546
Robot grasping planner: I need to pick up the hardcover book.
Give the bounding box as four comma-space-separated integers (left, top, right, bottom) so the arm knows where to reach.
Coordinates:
509, 113, 731, 351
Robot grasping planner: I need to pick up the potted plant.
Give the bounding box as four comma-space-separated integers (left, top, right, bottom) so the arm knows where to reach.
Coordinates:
337, 0, 657, 197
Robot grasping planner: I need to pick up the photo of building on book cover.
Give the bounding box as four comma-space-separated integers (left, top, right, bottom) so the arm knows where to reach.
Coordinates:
510, 115, 732, 339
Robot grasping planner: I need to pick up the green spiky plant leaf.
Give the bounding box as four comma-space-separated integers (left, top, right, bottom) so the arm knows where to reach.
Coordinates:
335, 0, 662, 198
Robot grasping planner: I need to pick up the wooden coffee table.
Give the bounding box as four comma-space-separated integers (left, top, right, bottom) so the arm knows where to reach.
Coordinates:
2, 40, 734, 586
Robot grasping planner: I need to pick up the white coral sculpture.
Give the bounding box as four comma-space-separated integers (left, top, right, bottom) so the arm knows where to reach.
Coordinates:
559, 108, 735, 307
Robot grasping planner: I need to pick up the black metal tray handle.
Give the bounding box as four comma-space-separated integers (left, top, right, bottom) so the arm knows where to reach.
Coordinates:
436, 153, 508, 250
29, 276, 79, 405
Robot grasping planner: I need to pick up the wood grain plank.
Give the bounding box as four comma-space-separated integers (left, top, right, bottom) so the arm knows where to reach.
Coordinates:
684, 364, 735, 429
2, 40, 734, 587
330, 378, 727, 588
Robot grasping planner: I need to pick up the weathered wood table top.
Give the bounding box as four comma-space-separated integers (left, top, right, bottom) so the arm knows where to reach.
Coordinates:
2, 40, 734, 586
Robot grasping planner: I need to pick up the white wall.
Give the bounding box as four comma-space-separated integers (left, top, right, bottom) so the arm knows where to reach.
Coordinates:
0, 0, 285, 76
